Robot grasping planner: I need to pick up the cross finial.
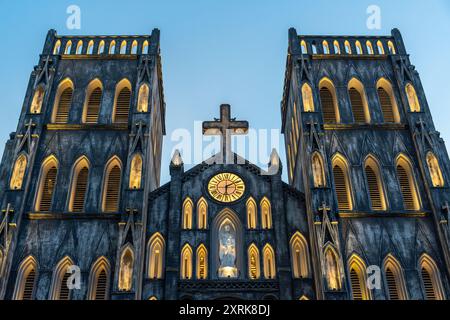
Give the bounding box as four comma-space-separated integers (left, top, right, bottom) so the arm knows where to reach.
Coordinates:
319, 202, 331, 215
202, 104, 249, 163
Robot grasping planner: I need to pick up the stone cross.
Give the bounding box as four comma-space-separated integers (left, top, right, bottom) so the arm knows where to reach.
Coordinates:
319, 202, 331, 216
202, 104, 249, 163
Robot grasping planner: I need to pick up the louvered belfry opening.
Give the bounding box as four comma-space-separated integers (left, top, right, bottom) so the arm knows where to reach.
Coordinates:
333, 165, 351, 210
378, 87, 395, 123
421, 267, 437, 300
386, 268, 400, 300
396, 164, 415, 210
349, 88, 365, 123
85, 87, 102, 124
365, 165, 383, 211
350, 268, 363, 300
22, 269, 36, 300
39, 166, 57, 212
105, 165, 121, 212
55, 87, 73, 123
59, 272, 71, 300
114, 88, 131, 123
94, 269, 108, 300
72, 167, 89, 213
320, 87, 336, 123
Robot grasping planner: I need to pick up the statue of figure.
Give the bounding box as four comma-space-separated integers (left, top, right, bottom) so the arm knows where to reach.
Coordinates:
31, 88, 44, 113
218, 222, 237, 278
325, 250, 339, 290
312, 155, 324, 187
138, 85, 149, 112
406, 85, 419, 112
303, 85, 314, 112
119, 252, 133, 291
130, 155, 142, 189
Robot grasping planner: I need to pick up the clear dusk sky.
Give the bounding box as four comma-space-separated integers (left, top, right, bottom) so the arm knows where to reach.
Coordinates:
0, 0, 449, 184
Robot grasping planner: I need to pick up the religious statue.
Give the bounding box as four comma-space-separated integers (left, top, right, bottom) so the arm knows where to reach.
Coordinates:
218, 222, 238, 278
11, 156, 27, 190
130, 155, 142, 189
31, 88, 44, 114
312, 155, 325, 188
406, 85, 419, 112
325, 249, 340, 290
138, 84, 149, 112
119, 251, 133, 291
302, 85, 314, 112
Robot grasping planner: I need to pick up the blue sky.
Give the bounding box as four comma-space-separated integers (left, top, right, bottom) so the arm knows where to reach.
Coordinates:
0, 0, 449, 184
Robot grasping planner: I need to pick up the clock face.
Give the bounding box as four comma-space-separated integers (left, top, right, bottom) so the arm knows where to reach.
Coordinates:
208, 173, 245, 203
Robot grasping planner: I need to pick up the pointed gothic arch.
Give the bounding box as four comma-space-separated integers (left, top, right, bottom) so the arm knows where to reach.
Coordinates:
196, 244, 208, 280
290, 232, 310, 278
405, 83, 421, 112
35, 155, 59, 212
426, 152, 444, 187
52, 78, 74, 124
348, 254, 371, 300
98, 40, 105, 54
260, 197, 272, 229
129, 153, 143, 190
388, 41, 396, 54
50, 256, 74, 300
419, 254, 445, 300
344, 41, 352, 54
131, 40, 138, 54
87, 257, 111, 300
86, 40, 94, 55
137, 83, 150, 112
182, 197, 193, 230
364, 155, 387, 211
311, 151, 326, 188
68, 156, 90, 213
263, 244, 276, 279
13, 256, 38, 300
348, 78, 371, 124
324, 245, 341, 290
396, 154, 421, 211
82, 79, 103, 124
118, 244, 134, 291
383, 254, 408, 300
246, 197, 257, 229
101, 156, 122, 213
10, 153, 28, 190
197, 197, 208, 230
119, 40, 127, 54
147, 233, 165, 279
53, 40, 61, 55
332, 153, 353, 211
376, 78, 400, 123
180, 244, 193, 280
113, 79, 132, 124
319, 77, 340, 123
142, 40, 149, 54
377, 40, 385, 55
75, 40, 83, 54
301, 82, 314, 112
109, 40, 116, 54
64, 40, 72, 54
247, 244, 260, 280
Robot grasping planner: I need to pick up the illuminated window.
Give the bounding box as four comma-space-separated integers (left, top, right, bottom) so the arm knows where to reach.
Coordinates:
322, 41, 330, 54
142, 40, 149, 54
30, 85, 45, 114
68, 157, 90, 213
131, 40, 138, 54
290, 232, 310, 278
149, 296, 157, 300
365, 156, 387, 211
50, 256, 74, 300
377, 40, 385, 55
332, 154, 353, 211
148, 233, 165, 279
300, 40, 307, 54
355, 41, 363, 54
248, 244, 260, 280
180, 244, 193, 280
88, 257, 110, 300
13, 256, 37, 300
182, 198, 193, 230
348, 254, 371, 300
260, 197, 272, 229
129, 153, 143, 190
311, 41, 318, 54
366, 41, 374, 54
263, 244, 276, 279
344, 41, 352, 54
196, 244, 208, 280
109, 40, 116, 54
311, 152, 326, 188
10, 154, 27, 190
302, 83, 314, 112
246, 197, 257, 229
396, 154, 420, 211
197, 197, 208, 230
118, 245, 134, 291
64, 40, 72, 54
348, 78, 371, 124
120, 41, 127, 54
426, 152, 444, 187
87, 40, 94, 55
113, 79, 132, 123
98, 40, 105, 54
419, 254, 445, 300
377, 78, 400, 123
319, 77, 340, 123
52, 79, 74, 124
35, 155, 58, 212
83, 79, 103, 124
333, 40, 341, 54
53, 40, 61, 55
137, 83, 150, 112
405, 83, 420, 112
76, 40, 83, 54
102, 157, 122, 213
324, 246, 341, 290
384, 255, 408, 300
388, 41, 396, 54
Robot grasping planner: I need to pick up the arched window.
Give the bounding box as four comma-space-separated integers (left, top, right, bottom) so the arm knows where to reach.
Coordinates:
333, 40, 340, 54
87, 40, 94, 55
196, 244, 208, 280
129, 153, 143, 190
246, 197, 257, 229
197, 198, 208, 230
312, 152, 326, 188
113, 79, 132, 123
388, 41, 396, 54
377, 40, 385, 55
332, 154, 353, 211
88, 257, 111, 300
322, 41, 330, 54
120, 41, 127, 54
109, 40, 116, 54
149, 296, 158, 300
83, 79, 103, 124
131, 40, 138, 54
365, 156, 387, 211
290, 232, 310, 278
50, 256, 74, 300
355, 41, 363, 55
137, 83, 150, 112
98, 40, 105, 54
13, 256, 38, 300
348, 78, 370, 124
64, 40, 72, 54
10, 154, 27, 190
263, 244, 276, 279
248, 244, 260, 280
324, 246, 341, 290
68, 157, 90, 213
182, 198, 193, 230
102, 157, 122, 213
52, 79, 74, 124
348, 254, 371, 300
302, 83, 314, 112
30, 85, 45, 114
426, 152, 444, 187
396, 155, 420, 211
118, 245, 134, 291
319, 78, 340, 123
53, 40, 61, 55
366, 41, 374, 55
300, 40, 307, 54
311, 41, 318, 54
180, 244, 193, 280
405, 83, 420, 112
76, 41, 83, 54
419, 254, 445, 300
384, 255, 408, 300
35, 155, 58, 212
142, 40, 149, 54
260, 197, 272, 229
148, 233, 165, 279
377, 78, 400, 123
344, 41, 352, 54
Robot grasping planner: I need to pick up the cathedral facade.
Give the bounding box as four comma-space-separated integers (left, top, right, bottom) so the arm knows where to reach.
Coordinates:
0, 27, 449, 300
